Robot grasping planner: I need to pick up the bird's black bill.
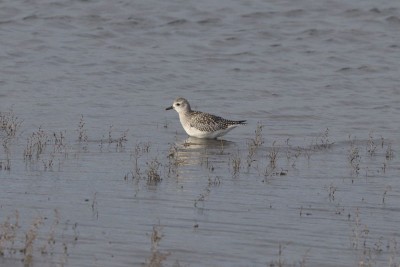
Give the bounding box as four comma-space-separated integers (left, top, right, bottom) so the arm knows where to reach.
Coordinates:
166, 106, 173, 110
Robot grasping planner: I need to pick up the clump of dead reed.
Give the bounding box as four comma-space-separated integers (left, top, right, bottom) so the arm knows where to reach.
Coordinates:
231, 150, 241, 178
250, 121, 264, 147
146, 158, 162, 185
194, 174, 221, 208
40, 209, 60, 255
246, 121, 264, 169
23, 128, 71, 171
0, 109, 23, 138
0, 211, 19, 256
166, 143, 185, 178
76, 115, 89, 151
312, 128, 334, 150
24, 127, 49, 161
385, 143, 394, 160
268, 243, 309, 267
366, 132, 377, 156
77, 115, 88, 143
22, 217, 44, 266
52, 131, 67, 154
268, 141, 279, 169
348, 136, 361, 176
124, 143, 164, 194
104, 125, 128, 151
262, 141, 284, 178
126, 142, 151, 180
0, 160, 11, 171
0, 134, 12, 170
144, 225, 170, 267
1, 210, 72, 265
351, 209, 400, 266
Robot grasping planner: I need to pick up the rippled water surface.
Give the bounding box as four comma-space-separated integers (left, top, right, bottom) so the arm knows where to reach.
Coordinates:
1, 0, 400, 266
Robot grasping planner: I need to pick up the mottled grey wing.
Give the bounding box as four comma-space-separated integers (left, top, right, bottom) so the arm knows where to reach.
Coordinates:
190, 112, 229, 132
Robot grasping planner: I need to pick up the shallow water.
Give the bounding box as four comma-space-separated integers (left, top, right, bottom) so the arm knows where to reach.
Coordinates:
0, 0, 400, 266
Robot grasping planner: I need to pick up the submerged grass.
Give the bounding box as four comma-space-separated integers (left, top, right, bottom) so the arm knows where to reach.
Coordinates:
348, 137, 361, 177
0, 114, 398, 266
350, 208, 400, 267
246, 121, 264, 169
24, 127, 48, 161
22, 217, 44, 266
312, 128, 334, 150
0, 210, 71, 266
0, 110, 23, 138
231, 150, 241, 177
0, 211, 19, 256
144, 224, 170, 267
268, 243, 310, 267
146, 158, 162, 185
194, 174, 221, 208
105, 125, 129, 151
166, 143, 185, 178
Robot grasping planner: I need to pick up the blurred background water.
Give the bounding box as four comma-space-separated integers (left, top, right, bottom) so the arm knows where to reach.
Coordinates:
0, 0, 399, 266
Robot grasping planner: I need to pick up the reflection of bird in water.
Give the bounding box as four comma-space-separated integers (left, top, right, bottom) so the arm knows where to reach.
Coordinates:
182, 137, 234, 149
166, 97, 246, 139
168, 137, 236, 167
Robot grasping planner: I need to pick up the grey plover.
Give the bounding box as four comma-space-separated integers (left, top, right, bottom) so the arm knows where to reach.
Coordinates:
166, 97, 246, 139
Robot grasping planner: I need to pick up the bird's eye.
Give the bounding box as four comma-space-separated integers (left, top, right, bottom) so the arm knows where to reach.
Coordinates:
176, 103, 180, 106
